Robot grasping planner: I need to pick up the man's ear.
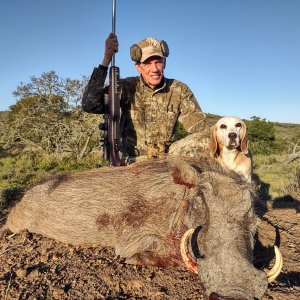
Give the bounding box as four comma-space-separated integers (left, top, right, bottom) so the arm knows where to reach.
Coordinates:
135, 62, 142, 74
163, 58, 167, 69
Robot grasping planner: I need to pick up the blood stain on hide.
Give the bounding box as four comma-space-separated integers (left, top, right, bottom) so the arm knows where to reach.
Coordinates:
96, 213, 112, 229
118, 198, 151, 228
172, 167, 195, 189
134, 251, 181, 268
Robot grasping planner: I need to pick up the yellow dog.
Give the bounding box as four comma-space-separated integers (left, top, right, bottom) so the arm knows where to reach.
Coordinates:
210, 116, 252, 182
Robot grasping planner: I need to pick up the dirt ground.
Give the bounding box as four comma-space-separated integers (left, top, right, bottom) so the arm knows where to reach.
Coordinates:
0, 198, 299, 300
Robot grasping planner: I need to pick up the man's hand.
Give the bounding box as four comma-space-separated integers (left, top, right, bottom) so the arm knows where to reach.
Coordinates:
102, 33, 119, 67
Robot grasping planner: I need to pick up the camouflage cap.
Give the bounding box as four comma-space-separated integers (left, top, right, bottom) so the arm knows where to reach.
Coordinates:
138, 38, 165, 62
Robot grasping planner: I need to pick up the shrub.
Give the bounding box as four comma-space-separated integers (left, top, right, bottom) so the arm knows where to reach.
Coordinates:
246, 117, 283, 155
247, 116, 275, 141
175, 122, 190, 140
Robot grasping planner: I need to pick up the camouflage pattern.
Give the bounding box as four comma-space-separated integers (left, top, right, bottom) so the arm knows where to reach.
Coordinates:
82, 66, 207, 158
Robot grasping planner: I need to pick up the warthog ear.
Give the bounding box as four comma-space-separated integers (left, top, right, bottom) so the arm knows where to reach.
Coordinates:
170, 158, 201, 189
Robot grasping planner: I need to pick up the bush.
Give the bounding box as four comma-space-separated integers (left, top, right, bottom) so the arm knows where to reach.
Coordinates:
247, 116, 275, 141
249, 140, 284, 156
246, 117, 283, 155
175, 122, 190, 140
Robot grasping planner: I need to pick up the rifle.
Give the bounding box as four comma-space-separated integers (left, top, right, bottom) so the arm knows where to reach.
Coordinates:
100, 0, 125, 166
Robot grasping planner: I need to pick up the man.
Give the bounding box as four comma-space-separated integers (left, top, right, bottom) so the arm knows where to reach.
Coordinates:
82, 33, 207, 161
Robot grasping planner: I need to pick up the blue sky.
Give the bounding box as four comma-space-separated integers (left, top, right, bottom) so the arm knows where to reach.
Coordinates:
0, 0, 299, 124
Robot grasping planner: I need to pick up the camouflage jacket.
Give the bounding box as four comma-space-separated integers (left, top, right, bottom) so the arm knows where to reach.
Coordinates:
82, 65, 206, 158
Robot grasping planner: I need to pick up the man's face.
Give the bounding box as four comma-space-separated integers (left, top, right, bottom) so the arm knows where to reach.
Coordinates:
135, 56, 164, 89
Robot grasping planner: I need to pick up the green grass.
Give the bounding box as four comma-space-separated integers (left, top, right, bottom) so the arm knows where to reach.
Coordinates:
0, 150, 108, 209
253, 154, 299, 200
0, 151, 105, 190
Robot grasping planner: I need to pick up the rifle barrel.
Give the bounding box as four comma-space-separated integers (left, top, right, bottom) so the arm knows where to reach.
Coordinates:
112, 0, 116, 67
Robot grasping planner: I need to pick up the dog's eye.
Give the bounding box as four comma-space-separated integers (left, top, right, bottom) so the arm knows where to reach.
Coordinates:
236, 123, 242, 128
220, 124, 227, 129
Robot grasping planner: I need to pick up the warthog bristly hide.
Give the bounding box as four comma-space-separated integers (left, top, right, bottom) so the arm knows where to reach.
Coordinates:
2, 154, 268, 299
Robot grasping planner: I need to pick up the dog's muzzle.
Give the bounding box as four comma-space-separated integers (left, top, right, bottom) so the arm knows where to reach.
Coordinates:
228, 132, 238, 148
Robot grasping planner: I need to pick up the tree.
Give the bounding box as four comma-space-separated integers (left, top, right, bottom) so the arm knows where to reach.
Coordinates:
12, 71, 87, 110
5, 71, 100, 159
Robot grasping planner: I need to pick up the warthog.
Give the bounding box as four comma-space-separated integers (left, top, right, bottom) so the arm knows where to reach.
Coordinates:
2, 155, 282, 300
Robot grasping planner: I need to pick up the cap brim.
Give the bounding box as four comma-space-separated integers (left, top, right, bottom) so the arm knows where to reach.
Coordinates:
140, 53, 164, 63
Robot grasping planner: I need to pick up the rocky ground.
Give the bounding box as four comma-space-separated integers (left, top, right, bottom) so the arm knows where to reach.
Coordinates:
0, 198, 299, 300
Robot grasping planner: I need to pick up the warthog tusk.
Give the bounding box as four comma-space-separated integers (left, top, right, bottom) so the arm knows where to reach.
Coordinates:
266, 245, 283, 283
180, 228, 199, 275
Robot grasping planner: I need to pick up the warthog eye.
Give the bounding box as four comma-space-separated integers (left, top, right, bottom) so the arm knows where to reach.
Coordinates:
220, 124, 227, 129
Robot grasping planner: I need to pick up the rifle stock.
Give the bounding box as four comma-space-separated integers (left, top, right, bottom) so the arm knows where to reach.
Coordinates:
108, 65, 124, 166
99, 95, 110, 162
99, 67, 124, 166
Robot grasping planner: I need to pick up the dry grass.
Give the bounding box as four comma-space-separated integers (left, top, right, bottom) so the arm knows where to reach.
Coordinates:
253, 154, 299, 200
285, 168, 300, 201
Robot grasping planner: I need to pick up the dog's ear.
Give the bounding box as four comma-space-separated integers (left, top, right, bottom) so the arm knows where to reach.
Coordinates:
209, 125, 218, 157
240, 121, 249, 155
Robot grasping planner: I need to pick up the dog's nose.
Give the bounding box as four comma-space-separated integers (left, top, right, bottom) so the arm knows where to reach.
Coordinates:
228, 132, 237, 139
